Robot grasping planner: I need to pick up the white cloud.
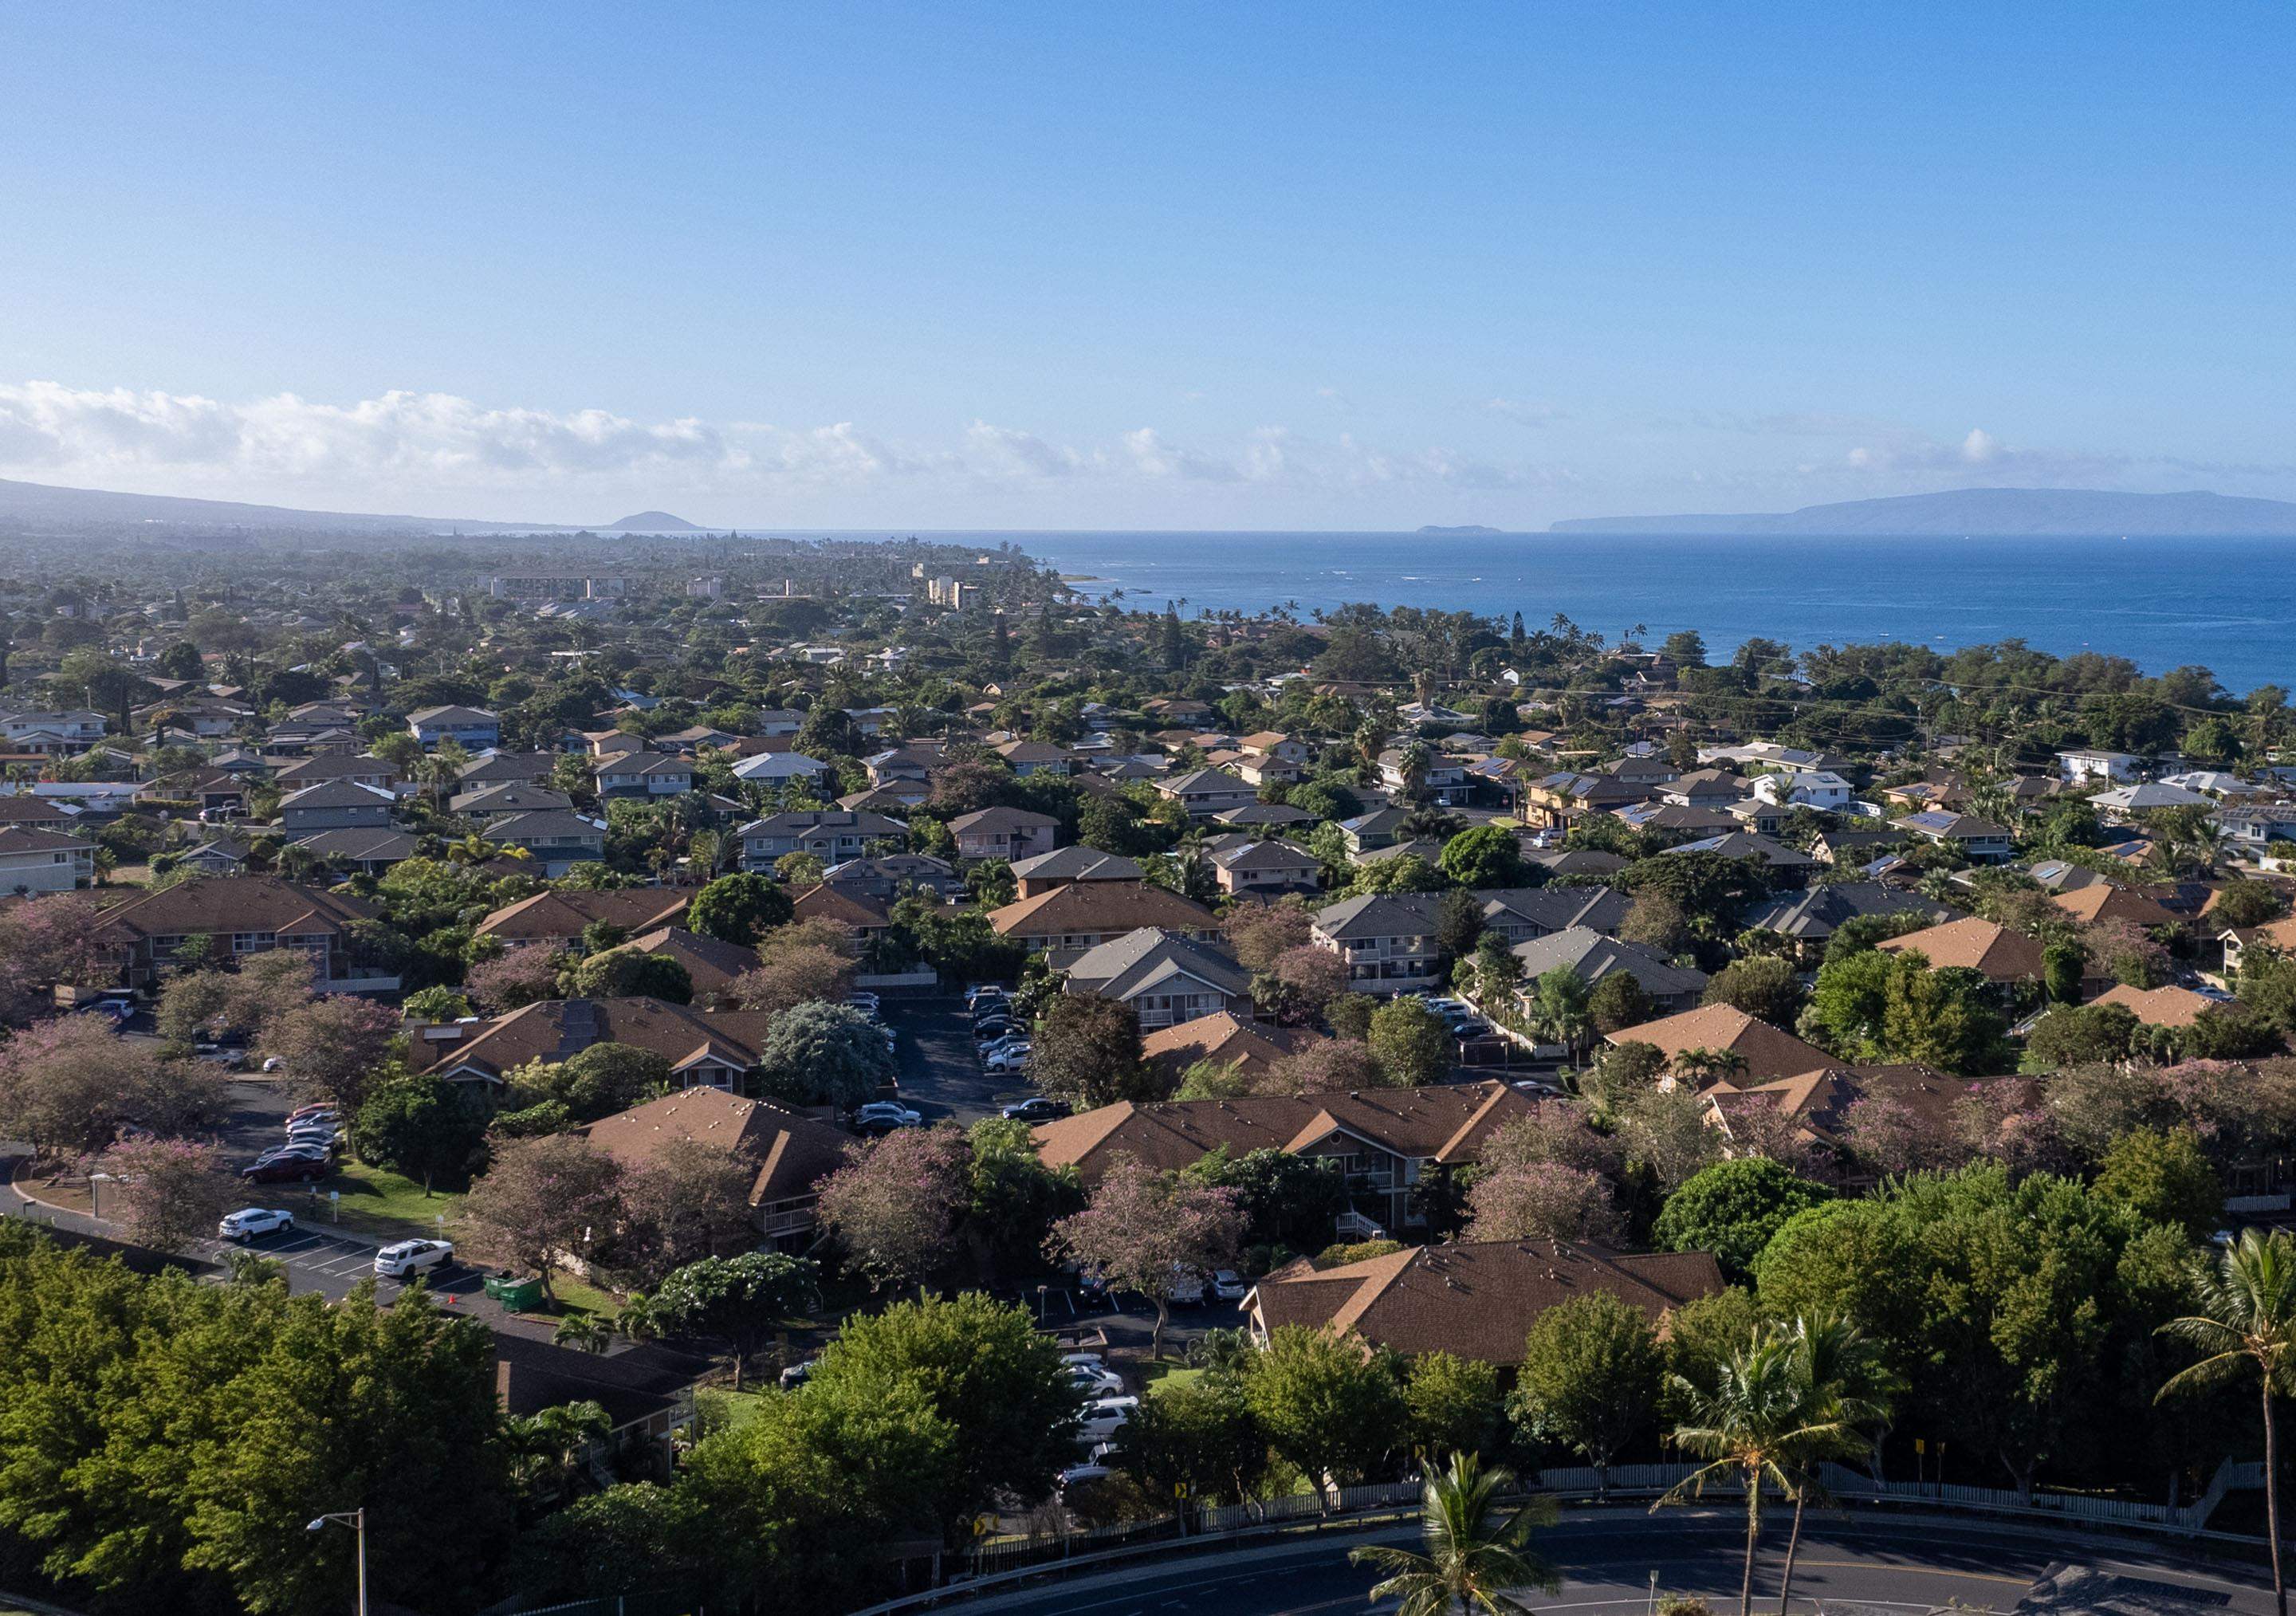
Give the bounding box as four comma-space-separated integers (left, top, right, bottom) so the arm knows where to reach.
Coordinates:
0, 376, 1575, 521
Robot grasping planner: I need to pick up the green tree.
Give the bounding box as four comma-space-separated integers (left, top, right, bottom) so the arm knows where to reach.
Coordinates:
1347, 1451, 1559, 1616
1701, 957, 1803, 1027
1511, 1290, 1665, 1490
754, 1001, 898, 1110
1529, 966, 1594, 1063
1370, 995, 1453, 1087
649, 1252, 821, 1390
1654, 1158, 1834, 1282
1438, 824, 1530, 891
355, 1074, 488, 1192
687, 872, 795, 945
1031, 992, 1161, 1109
1769, 1314, 1899, 1615
568, 948, 695, 1004
1246, 1324, 1408, 1498
2159, 1230, 2296, 1616
1587, 970, 1653, 1036
1655, 1327, 1848, 1616
804, 1293, 1082, 1544
2097, 1126, 2224, 1241
1118, 1370, 1270, 1507
1404, 1351, 1505, 1460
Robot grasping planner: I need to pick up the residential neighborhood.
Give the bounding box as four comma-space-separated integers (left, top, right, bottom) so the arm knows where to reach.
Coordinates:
5, 535, 2296, 1616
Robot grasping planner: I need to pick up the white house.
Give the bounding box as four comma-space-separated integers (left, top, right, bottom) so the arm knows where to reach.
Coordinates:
1751, 769, 1853, 811
0, 826, 96, 894
2058, 749, 2139, 785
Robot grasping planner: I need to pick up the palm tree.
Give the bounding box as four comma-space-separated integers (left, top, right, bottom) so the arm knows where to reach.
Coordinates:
1349, 1452, 1559, 1615
1771, 1315, 1898, 1615
1655, 1330, 1849, 1616
2158, 1229, 2296, 1616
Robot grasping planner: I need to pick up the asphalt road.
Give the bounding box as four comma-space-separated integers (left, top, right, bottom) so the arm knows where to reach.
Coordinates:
961, 1510, 2273, 1616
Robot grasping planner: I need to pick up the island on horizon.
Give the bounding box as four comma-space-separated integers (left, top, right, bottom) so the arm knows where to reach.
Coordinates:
1548, 485, 2296, 538
1415, 523, 1507, 536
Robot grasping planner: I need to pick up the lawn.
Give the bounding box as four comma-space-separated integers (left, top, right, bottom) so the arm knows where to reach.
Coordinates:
316, 1160, 466, 1243
1142, 1364, 1203, 1398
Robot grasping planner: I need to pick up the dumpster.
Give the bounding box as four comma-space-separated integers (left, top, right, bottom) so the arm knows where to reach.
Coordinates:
484, 1274, 545, 1310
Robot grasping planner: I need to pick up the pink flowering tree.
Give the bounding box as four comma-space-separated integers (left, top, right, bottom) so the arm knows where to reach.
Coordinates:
464, 946, 568, 1013
0, 1016, 222, 1166
1480, 1099, 1624, 1179
96, 1137, 234, 1252
1464, 1159, 1623, 1244
1048, 1154, 1242, 1357
258, 993, 404, 1111
461, 1133, 624, 1303
814, 1126, 973, 1292
1262, 946, 1351, 1026
1260, 1037, 1384, 1097
0, 896, 108, 1026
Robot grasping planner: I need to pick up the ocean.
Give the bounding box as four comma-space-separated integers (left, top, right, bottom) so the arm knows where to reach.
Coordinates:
969, 530, 2296, 696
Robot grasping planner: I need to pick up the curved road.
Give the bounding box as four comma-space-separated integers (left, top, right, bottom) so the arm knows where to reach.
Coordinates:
958, 1508, 2274, 1616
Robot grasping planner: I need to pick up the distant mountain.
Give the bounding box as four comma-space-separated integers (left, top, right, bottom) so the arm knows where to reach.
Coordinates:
0, 476, 725, 537
1417, 524, 1505, 537
0, 476, 589, 535
1547, 487, 2296, 537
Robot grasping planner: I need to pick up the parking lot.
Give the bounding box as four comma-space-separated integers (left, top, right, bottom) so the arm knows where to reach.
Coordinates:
199, 1222, 486, 1304
885, 995, 1040, 1125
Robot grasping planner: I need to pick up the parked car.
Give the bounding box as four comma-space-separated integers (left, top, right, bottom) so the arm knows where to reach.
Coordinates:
1209, 1268, 1249, 1302
1078, 1395, 1138, 1443
285, 1103, 338, 1124
372, 1239, 454, 1280
217, 1207, 296, 1241
1060, 1350, 1107, 1370
779, 1357, 820, 1390
1000, 1096, 1068, 1123
1068, 1362, 1125, 1398
984, 1044, 1032, 1075
1056, 1462, 1113, 1492
853, 1101, 922, 1129
1167, 1266, 1206, 1306
241, 1156, 327, 1184
963, 984, 1009, 1007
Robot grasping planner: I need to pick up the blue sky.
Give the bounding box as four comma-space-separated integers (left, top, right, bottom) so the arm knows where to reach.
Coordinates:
3, 2, 2291, 527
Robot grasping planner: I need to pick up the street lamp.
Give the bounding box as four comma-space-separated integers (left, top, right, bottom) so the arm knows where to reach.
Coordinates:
307, 1508, 366, 1616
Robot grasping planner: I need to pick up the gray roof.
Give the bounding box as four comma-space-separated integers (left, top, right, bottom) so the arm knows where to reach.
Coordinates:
1063, 928, 1252, 1002
1011, 846, 1144, 882
1740, 881, 1952, 939
1510, 927, 1708, 997
450, 783, 573, 816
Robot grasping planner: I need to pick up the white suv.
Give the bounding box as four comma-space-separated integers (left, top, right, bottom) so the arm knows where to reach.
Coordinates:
218, 1207, 296, 1242
372, 1239, 454, 1279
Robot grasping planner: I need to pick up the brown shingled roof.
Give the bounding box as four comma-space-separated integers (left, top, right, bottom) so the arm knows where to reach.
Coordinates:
989, 881, 1217, 939
1141, 1012, 1299, 1079
1248, 1239, 1724, 1363
1876, 917, 2046, 983
476, 888, 690, 944
2090, 982, 2215, 1028
581, 1087, 851, 1209
1031, 1080, 1535, 1184
1605, 1003, 1835, 1083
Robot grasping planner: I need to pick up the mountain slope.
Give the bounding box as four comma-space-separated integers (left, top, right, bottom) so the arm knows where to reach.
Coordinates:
606, 510, 702, 531
1548, 487, 2296, 537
